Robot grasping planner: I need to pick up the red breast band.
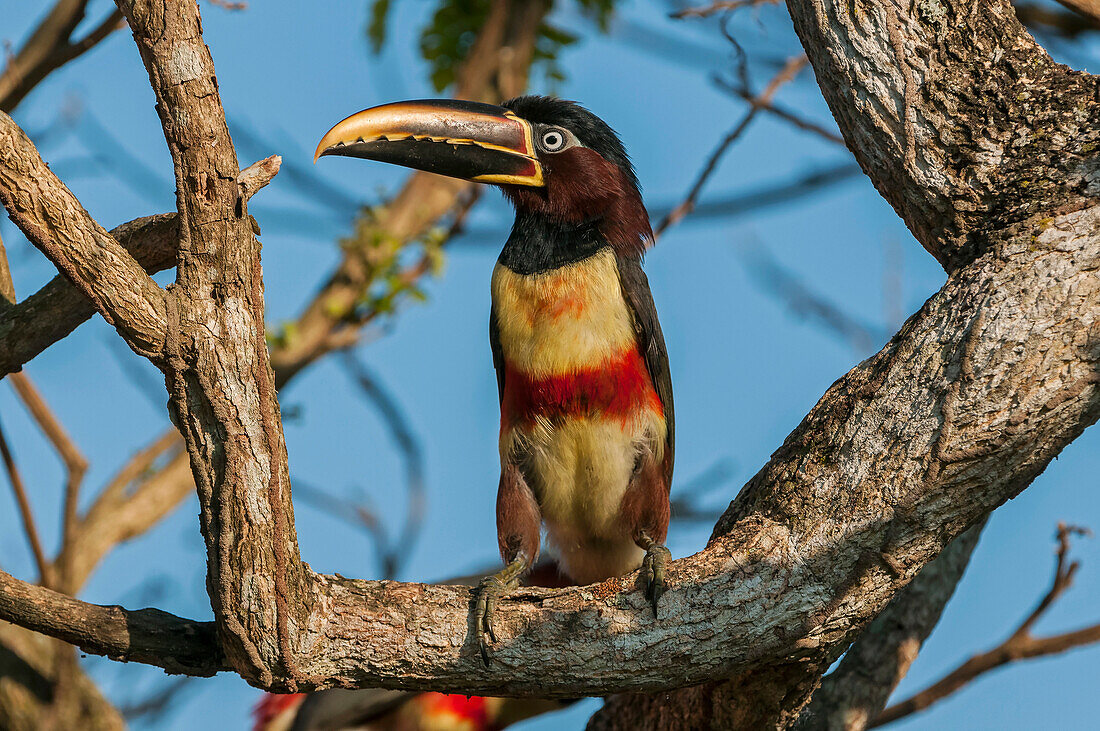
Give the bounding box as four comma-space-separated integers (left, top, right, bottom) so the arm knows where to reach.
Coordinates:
501, 347, 663, 429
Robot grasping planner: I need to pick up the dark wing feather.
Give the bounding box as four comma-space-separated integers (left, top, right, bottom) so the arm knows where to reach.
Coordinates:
616, 253, 674, 488
490, 306, 505, 404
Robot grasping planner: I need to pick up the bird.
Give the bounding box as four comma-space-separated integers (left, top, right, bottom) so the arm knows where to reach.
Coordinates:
253, 686, 566, 730
316, 96, 674, 664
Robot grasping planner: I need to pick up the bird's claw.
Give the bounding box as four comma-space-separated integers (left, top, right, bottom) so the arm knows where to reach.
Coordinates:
474, 563, 523, 667
642, 543, 671, 617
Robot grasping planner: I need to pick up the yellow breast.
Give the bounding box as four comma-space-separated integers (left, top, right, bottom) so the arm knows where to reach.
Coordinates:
491, 248, 636, 379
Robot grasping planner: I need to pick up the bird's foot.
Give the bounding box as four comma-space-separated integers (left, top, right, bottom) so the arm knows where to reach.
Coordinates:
474, 557, 527, 667
641, 541, 671, 617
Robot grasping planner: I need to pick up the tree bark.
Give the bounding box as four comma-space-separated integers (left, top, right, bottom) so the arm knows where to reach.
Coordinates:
792, 522, 985, 730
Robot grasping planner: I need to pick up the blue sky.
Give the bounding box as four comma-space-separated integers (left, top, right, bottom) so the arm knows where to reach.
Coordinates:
2, 1, 1099, 729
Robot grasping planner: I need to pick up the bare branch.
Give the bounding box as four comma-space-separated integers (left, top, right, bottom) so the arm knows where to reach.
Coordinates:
794, 521, 986, 731
739, 243, 884, 352
655, 54, 807, 237
1055, 0, 1100, 25
204, 0, 248, 10
872, 524, 1100, 727
236, 154, 282, 209
0, 1, 126, 113
66, 431, 188, 591
0, 412, 52, 586
712, 76, 845, 145
0, 567, 225, 676
0, 111, 167, 359
671, 0, 779, 20
117, 677, 194, 723
7, 373, 88, 591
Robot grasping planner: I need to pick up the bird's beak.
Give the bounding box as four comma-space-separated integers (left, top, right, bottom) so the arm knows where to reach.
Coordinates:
314, 99, 545, 187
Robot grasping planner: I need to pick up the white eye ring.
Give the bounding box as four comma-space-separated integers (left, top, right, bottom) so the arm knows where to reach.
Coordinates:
540, 128, 567, 152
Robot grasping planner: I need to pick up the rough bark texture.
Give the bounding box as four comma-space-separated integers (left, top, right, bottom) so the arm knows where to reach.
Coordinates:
785, 0, 1100, 272
0, 213, 178, 378
0, 112, 168, 358
0, 568, 224, 676
792, 523, 985, 731
0, 0, 1097, 726
114, 0, 309, 687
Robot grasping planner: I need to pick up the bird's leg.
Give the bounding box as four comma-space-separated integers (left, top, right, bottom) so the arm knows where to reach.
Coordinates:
638, 530, 671, 617
475, 554, 530, 666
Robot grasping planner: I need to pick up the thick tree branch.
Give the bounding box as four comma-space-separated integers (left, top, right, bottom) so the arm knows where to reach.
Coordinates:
786, 0, 1100, 271
0, 213, 177, 378
0, 111, 167, 359
793, 522, 986, 730
0, 154, 280, 379
113, 0, 305, 686
0, 568, 225, 676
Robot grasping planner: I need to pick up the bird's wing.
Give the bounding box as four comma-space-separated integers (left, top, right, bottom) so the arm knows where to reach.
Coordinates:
616, 253, 674, 488
490, 305, 505, 404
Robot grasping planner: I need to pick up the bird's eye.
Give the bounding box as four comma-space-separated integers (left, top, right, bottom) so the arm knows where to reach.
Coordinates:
539, 128, 567, 152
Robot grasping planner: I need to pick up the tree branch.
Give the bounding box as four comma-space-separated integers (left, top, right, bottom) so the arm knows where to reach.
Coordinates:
7, 372, 88, 593
0, 413, 51, 585
0, 567, 225, 676
0, 1, 125, 113
0, 111, 167, 359
785, 0, 1100, 271
871, 524, 1100, 727
793, 521, 986, 730
655, 54, 807, 237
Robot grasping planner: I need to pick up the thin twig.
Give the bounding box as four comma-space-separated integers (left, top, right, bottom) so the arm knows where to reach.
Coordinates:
712, 76, 846, 145
872, 523, 1099, 727
321, 188, 482, 355
671, 0, 779, 20
204, 0, 248, 10
64, 9, 125, 60
670, 458, 736, 522
8, 373, 88, 590
341, 353, 427, 580
293, 478, 393, 575
739, 242, 885, 353
0, 226, 15, 306
0, 411, 52, 585
118, 677, 194, 722
655, 54, 807, 238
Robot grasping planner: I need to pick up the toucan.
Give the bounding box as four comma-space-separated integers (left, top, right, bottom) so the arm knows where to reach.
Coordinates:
316, 96, 674, 664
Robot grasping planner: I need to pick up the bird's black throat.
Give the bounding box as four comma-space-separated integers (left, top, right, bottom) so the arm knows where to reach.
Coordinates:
497, 209, 609, 275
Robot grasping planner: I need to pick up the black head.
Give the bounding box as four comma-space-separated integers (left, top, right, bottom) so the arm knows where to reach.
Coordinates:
502, 96, 639, 191
499, 95, 651, 256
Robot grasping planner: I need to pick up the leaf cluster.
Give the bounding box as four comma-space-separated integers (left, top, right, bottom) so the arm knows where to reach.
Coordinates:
367, 0, 617, 91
